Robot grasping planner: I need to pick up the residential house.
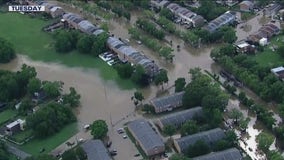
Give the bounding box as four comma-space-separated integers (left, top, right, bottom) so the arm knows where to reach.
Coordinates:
156, 107, 203, 130
150, 91, 185, 113
265, 3, 282, 17
32, 90, 47, 104
234, 40, 255, 54
5, 119, 25, 136
150, 0, 170, 9
78, 20, 99, 34
107, 37, 159, 77
128, 119, 165, 157
239, 1, 254, 12
49, 6, 65, 18
62, 13, 84, 29
81, 139, 111, 160
271, 66, 284, 80
247, 23, 280, 44
203, 11, 236, 33
166, 3, 205, 27
192, 148, 243, 160
173, 128, 225, 153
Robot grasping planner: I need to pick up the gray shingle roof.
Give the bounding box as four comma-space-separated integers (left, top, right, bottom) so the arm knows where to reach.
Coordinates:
81, 140, 111, 160
128, 119, 164, 152
204, 11, 235, 33
192, 148, 243, 160
150, 91, 185, 111
107, 37, 159, 76
175, 128, 225, 153
159, 107, 203, 128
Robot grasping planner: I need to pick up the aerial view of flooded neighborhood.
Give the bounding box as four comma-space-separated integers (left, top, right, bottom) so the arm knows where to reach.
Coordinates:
1, 0, 284, 160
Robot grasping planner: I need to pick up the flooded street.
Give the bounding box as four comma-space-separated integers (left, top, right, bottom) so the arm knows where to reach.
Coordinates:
1, 1, 283, 159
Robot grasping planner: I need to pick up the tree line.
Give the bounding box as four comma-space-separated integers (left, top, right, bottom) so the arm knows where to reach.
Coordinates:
0, 37, 16, 63
54, 30, 108, 56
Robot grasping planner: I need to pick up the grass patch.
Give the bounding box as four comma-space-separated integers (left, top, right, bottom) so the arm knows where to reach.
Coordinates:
0, 12, 135, 90
253, 35, 284, 67
19, 122, 77, 156
10, 129, 33, 143
240, 12, 255, 21
0, 109, 17, 125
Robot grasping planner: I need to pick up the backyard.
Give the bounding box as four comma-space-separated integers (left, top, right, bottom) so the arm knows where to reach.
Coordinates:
19, 123, 77, 156
253, 35, 284, 67
0, 12, 135, 89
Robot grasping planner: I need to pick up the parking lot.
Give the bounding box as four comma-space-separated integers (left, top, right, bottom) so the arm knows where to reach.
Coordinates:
99, 52, 120, 66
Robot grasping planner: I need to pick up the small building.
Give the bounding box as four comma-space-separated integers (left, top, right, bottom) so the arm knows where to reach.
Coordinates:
156, 107, 203, 130
62, 13, 84, 29
265, 3, 282, 17
239, 1, 254, 12
81, 139, 111, 160
173, 128, 225, 153
192, 148, 243, 160
150, 0, 170, 9
150, 91, 185, 113
128, 119, 165, 157
5, 119, 25, 136
271, 66, 284, 80
50, 6, 65, 18
234, 40, 255, 54
247, 23, 280, 44
203, 11, 236, 33
259, 37, 268, 46
32, 90, 47, 104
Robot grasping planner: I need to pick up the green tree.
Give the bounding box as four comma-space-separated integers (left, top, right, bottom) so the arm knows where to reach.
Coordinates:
170, 154, 190, 160
42, 81, 62, 98
91, 32, 109, 56
0, 142, 9, 160
256, 132, 274, 153
76, 35, 94, 54
27, 77, 41, 95
228, 108, 244, 125
0, 37, 16, 63
174, 77, 186, 92
62, 87, 81, 107
91, 120, 108, 139
54, 30, 74, 53
26, 102, 76, 138
163, 125, 176, 136
154, 69, 168, 89
267, 150, 284, 160
133, 91, 144, 105
180, 120, 198, 136
131, 65, 149, 87
75, 146, 87, 160
18, 98, 33, 115
221, 26, 237, 44
16, 64, 37, 95
159, 8, 175, 20
187, 140, 210, 158
62, 149, 77, 160
239, 117, 250, 131
142, 104, 155, 113
277, 45, 284, 58
115, 63, 134, 79
213, 140, 231, 151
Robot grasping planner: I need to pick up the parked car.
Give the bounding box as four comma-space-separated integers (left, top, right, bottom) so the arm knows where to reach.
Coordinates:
106, 141, 112, 148
117, 128, 124, 134
134, 153, 140, 157
110, 151, 117, 156
123, 135, 128, 139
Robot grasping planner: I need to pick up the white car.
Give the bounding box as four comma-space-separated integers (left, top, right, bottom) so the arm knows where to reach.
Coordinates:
123, 135, 128, 139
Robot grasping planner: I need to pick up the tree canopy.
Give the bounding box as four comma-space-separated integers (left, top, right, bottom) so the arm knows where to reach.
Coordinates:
0, 37, 16, 63
91, 120, 108, 139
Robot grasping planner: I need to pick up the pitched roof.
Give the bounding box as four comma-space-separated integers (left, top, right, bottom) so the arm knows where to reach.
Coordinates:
150, 91, 185, 110
158, 107, 203, 128
128, 119, 164, 151
175, 128, 225, 153
192, 148, 243, 160
204, 11, 235, 33
81, 140, 111, 160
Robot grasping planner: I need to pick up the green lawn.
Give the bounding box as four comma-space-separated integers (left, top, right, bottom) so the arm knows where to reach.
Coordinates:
0, 12, 135, 89
253, 35, 284, 67
20, 123, 77, 156
0, 109, 17, 125
11, 129, 33, 143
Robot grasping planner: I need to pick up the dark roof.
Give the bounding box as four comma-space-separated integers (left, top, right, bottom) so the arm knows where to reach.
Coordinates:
159, 107, 203, 128
175, 128, 225, 153
150, 91, 185, 110
192, 148, 243, 160
81, 140, 111, 160
128, 119, 164, 152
